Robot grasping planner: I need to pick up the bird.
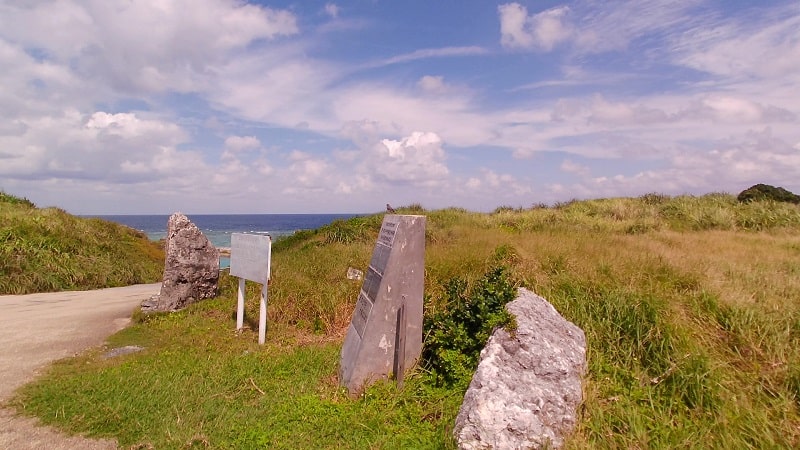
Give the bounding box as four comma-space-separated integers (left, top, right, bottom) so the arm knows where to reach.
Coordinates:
386, 203, 396, 213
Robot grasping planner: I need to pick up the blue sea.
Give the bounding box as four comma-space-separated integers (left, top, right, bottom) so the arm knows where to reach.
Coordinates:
92, 214, 361, 268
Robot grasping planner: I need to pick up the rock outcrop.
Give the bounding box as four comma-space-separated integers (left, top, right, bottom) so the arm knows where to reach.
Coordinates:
454, 288, 586, 450
141, 213, 219, 312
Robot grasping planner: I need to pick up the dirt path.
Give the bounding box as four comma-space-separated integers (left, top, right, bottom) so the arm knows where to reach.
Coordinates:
0, 283, 161, 450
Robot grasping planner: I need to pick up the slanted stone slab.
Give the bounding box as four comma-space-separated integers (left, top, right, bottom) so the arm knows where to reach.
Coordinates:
103, 346, 144, 359
454, 288, 586, 450
142, 212, 219, 312
340, 214, 426, 394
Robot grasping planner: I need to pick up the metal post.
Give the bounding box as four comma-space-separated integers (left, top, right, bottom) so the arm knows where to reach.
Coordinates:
236, 277, 245, 330
258, 237, 271, 345
259, 282, 268, 345
393, 303, 407, 388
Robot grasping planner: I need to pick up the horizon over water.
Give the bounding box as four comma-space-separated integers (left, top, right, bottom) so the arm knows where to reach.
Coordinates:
91, 213, 363, 268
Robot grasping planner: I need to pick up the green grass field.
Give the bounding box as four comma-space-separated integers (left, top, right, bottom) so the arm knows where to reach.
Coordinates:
8, 193, 800, 448
0, 192, 164, 294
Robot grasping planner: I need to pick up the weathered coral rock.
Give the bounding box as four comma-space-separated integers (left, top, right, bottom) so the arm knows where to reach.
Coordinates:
142, 213, 219, 312
454, 288, 586, 450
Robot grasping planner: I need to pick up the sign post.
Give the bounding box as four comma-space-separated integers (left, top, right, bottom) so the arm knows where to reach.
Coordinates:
230, 233, 272, 344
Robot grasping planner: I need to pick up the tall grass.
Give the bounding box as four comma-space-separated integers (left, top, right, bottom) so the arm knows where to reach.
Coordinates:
0, 192, 164, 294
10, 194, 800, 448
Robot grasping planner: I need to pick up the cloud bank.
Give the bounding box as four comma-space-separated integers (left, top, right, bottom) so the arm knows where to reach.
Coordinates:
0, 0, 797, 213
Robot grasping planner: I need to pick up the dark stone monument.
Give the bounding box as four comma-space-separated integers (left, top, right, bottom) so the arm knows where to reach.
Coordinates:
339, 214, 426, 394
141, 212, 219, 312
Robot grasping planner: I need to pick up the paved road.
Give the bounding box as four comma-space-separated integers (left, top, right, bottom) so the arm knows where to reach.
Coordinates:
0, 283, 160, 450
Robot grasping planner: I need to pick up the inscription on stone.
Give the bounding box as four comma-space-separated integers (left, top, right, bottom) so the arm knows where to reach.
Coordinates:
377, 219, 399, 248
352, 293, 373, 338
369, 245, 391, 276
361, 267, 381, 303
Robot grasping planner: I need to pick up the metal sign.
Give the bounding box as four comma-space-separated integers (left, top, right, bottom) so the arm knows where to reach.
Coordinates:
230, 233, 271, 283
230, 233, 272, 344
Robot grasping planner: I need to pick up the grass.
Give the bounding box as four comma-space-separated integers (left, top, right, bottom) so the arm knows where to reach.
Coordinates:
12, 292, 461, 449
0, 191, 164, 294
8, 193, 800, 448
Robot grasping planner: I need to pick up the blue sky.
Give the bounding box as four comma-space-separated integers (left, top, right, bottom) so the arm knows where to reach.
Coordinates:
0, 0, 798, 214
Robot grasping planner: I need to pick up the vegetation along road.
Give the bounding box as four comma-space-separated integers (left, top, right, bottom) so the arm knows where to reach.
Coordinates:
0, 283, 160, 450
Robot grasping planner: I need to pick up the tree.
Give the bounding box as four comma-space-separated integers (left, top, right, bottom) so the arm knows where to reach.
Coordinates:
737, 184, 800, 204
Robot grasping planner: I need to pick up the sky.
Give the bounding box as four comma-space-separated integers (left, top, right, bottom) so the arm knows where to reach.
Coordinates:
0, 0, 798, 214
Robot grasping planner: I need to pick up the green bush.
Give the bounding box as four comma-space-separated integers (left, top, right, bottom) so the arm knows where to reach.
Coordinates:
422, 265, 517, 387
737, 184, 800, 204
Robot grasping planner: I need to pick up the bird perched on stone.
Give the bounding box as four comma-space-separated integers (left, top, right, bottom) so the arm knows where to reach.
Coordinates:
386, 203, 396, 213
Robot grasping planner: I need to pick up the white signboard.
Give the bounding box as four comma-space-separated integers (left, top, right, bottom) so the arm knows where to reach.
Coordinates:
230, 233, 272, 344
230, 233, 271, 283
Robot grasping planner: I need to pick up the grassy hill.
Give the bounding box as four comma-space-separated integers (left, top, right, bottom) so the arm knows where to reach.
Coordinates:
10, 193, 800, 448
0, 192, 164, 294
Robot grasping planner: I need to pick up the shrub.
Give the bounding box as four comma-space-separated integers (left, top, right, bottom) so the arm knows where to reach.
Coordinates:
737, 184, 800, 204
641, 192, 670, 205
422, 264, 517, 387
493, 205, 523, 214
399, 203, 426, 213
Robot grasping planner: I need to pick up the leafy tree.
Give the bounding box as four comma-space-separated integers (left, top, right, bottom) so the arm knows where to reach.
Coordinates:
737, 184, 800, 204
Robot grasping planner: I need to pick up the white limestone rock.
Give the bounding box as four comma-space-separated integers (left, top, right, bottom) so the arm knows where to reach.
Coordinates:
454, 288, 586, 450
142, 212, 219, 312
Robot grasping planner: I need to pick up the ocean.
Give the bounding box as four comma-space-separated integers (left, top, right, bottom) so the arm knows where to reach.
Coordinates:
92, 214, 362, 268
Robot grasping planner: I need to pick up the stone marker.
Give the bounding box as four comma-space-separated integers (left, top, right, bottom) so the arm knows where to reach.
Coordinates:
454, 288, 586, 450
339, 214, 426, 394
141, 212, 219, 312
346, 267, 363, 281
103, 346, 144, 359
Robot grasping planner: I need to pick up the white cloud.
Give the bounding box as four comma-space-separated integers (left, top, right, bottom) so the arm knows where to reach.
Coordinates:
671, 5, 800, 81
560, 160, 590, 177
332, 85, 496, 148
370, 132, 449, 186
549, 126, 800, 201
417, 75, 448, 94
498, 3, 572, 51
497, 1, 707, 56
210, 53, 340, 131
0, 0, 299, 95
255, 159, 274, 176
687, 95, 796, 124
85, 112, 185, 141
285, 151, 331, 190
375, 46, 487, 66
0, 110, 191, 181
224, 135, 262, 152
1, 1, 799, 213
572, 0, 702, 54
464, 169, 532, 201
324, 3, 339, 19
587, 95, 670, 126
